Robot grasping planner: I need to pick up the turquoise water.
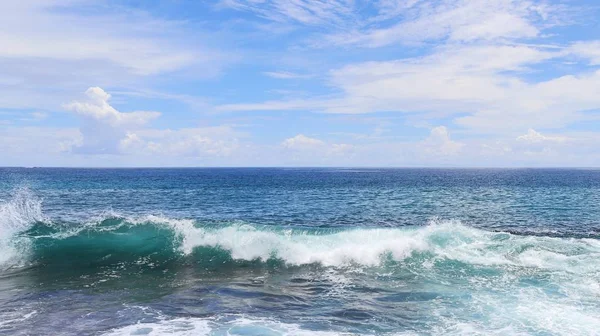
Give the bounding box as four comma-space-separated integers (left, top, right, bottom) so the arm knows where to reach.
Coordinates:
0, 168, 599, 335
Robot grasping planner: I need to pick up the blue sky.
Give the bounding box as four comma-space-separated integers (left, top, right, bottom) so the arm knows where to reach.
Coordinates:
1, 0, 600, 167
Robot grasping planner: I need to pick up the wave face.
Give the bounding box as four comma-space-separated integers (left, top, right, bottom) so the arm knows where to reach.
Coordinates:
7, 215, 600, 273
1, 191, 598, 275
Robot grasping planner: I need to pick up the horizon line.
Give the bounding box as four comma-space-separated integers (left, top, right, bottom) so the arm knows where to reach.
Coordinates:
1, 166, 599, 169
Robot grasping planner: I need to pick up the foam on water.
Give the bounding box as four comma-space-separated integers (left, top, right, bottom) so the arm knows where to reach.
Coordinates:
101, 307, 600, 336
424, 283, 600, 336
102, 316, 347, 336
176, 221, 600, 272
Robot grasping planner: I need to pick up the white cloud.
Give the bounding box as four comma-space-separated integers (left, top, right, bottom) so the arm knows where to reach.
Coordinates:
420, 126, 464, 156
516, 129, 568, 143
65, 87, 160, 128
280, 134, 355, 163
216, 0, 600, 135
0, 1, 200, 76
281, 134, 325, 149
218, 42, 600, 132
223, 0, 557, 48
62, 87, 160, 154
119, 126, 243, 157
0, 127, 82, 157
56, 87, 252, 159
0, 0, 222, 111
324, 45, 554, 114
219, 0, 356, 27
0, 124, 250, 166
3, 122, 600, 167
2, 0, 600, 167
326, 0, 546, 48
61, 87, 251, 159
569, 40, 600, 65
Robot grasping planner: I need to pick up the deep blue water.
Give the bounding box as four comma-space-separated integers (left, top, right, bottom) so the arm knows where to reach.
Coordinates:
0, 168, 599, 335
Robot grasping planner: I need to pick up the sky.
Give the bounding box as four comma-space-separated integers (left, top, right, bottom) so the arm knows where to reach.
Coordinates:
1, 0, 600, 167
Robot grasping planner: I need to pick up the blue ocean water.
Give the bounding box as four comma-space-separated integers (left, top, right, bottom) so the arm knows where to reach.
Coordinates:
0, 168, 599, 335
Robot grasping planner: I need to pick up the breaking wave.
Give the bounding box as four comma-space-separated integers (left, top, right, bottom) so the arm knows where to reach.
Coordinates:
1, 190, 598, 275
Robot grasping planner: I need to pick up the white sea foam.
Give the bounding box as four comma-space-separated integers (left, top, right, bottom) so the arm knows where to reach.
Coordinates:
429, 284, 600, 336
103, 309, 600, 336
141, 217, 600, 273
102, 316, 347, 336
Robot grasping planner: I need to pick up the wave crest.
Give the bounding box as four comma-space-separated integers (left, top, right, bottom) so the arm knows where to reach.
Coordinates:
1, 190, 598, 274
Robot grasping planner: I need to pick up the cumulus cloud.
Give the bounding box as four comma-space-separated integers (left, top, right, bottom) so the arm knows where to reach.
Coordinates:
65, 87, 160, 128
62, 87, 160, 155
60, 87, 249, 159
420, 126, 464, 156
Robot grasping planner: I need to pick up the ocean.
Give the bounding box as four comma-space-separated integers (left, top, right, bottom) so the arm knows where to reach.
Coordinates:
0, 168, 599, 335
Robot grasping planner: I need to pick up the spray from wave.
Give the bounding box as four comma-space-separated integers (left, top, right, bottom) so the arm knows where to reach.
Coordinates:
0, 188, 46, 268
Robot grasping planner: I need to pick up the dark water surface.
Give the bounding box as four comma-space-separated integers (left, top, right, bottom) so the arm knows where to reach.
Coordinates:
0, 168, 599, 335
